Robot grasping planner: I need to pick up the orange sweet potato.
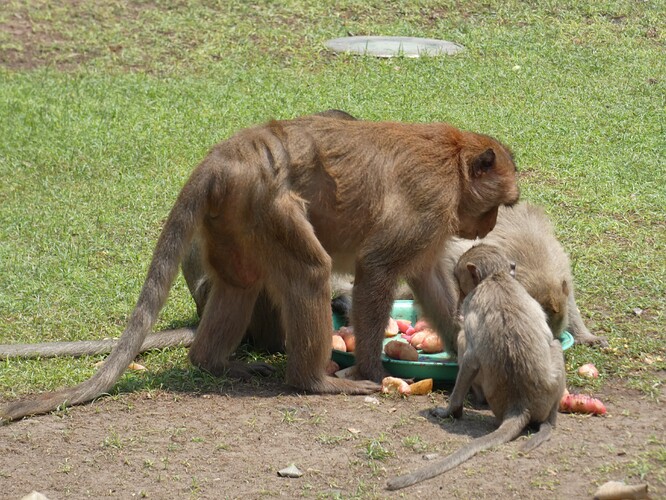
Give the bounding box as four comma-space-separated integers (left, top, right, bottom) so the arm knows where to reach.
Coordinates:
335, 326, 356, 352
559, 390, 607, 415
408, 378, 433, 395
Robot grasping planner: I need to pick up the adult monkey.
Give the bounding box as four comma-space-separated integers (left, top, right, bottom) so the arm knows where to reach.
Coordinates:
0, 111, 357, 361
1, 114, 519, 421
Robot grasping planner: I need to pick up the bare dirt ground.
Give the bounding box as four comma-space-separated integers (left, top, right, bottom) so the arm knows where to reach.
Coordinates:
2, 376, 664, 499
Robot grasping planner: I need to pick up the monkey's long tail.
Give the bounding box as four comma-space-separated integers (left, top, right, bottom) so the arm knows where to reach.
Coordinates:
1, 167, 213, 423
386, 410, 530, 491
0, 328, 197, 360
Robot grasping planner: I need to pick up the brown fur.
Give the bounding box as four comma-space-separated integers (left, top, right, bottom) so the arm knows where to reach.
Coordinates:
0, 111, 357, 361
1, 114, 518, 422
387, 267, 565, 491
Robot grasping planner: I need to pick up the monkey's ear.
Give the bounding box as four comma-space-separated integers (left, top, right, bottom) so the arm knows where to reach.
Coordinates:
470, 148, 496, 177
466, 263, 482, 287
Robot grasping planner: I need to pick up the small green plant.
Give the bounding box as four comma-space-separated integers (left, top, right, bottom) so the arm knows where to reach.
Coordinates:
362, 435, 394, 461
102, 430, 124, 449
315, 434, 349, 446
402, 435, 428, 453
281, 407, 300, 424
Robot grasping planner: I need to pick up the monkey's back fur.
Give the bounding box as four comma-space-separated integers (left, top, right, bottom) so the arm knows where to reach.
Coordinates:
464, 272, 564, 422
484, 203, 571, 337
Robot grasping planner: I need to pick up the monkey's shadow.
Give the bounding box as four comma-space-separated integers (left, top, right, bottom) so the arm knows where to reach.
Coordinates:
111, 323, 298, 400
416, 390, 503, 440
417, 394, 542, 441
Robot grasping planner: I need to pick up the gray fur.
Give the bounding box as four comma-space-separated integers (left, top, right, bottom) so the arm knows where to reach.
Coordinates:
387, 270, 565, 491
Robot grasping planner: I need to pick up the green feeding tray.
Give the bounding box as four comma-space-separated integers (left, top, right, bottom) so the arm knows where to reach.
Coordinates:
331, 300, 574, 382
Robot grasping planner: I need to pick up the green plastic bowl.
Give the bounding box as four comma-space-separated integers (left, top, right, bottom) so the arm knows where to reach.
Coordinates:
331, 300, 574, 382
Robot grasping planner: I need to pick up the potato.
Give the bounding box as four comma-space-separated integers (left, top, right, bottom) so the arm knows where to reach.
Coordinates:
413, 319, 431, 331
577, 363, 599, 378
331, 334, 346, 352
408, 378, 433, 395
409, 330, 429, 349
559, 390, 607, 415
385, 317, 400, 337
381, 376, 411, 395
338, 327, 356, 352
419, 333, 444, 353
384, 340, 419, 361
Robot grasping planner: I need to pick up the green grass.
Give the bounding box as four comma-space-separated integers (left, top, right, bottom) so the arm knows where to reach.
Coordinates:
1, 0, 664, 399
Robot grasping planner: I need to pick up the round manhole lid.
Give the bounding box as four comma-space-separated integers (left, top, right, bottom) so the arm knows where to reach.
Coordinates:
325, 36, 464, 58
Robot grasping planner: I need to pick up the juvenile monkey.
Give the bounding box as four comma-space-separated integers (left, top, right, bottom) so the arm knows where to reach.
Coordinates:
2, 114, 519, 422
480, 203, 604, 345
386, 261, 565, 491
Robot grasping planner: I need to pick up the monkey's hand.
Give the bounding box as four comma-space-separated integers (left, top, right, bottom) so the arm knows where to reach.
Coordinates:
430, 405, 463, 419
574, 333, 609, 348
224, 361, 276, 380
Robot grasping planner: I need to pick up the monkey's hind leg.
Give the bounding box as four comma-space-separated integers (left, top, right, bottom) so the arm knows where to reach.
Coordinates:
188, 281, 274, 379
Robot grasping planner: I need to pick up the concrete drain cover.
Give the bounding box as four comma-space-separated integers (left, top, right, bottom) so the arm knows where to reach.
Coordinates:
325, 36, 464, 58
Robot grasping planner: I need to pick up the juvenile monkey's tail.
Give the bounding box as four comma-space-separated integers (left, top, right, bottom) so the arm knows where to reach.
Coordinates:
386, 410, 530, 491
1, 167, 214, 423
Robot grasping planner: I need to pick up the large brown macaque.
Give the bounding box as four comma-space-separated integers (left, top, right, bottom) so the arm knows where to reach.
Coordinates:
387, 261, 565, 491
1, 113, 519, 422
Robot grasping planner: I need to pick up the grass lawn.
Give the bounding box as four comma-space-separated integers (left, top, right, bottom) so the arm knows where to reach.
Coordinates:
0, 0, 664, 399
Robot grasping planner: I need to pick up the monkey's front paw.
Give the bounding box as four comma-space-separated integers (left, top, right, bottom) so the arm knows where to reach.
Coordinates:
431, 405, 462, 419
430, 406, 451, 418
574, 333, 609, 348
226, 361, 275, 380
